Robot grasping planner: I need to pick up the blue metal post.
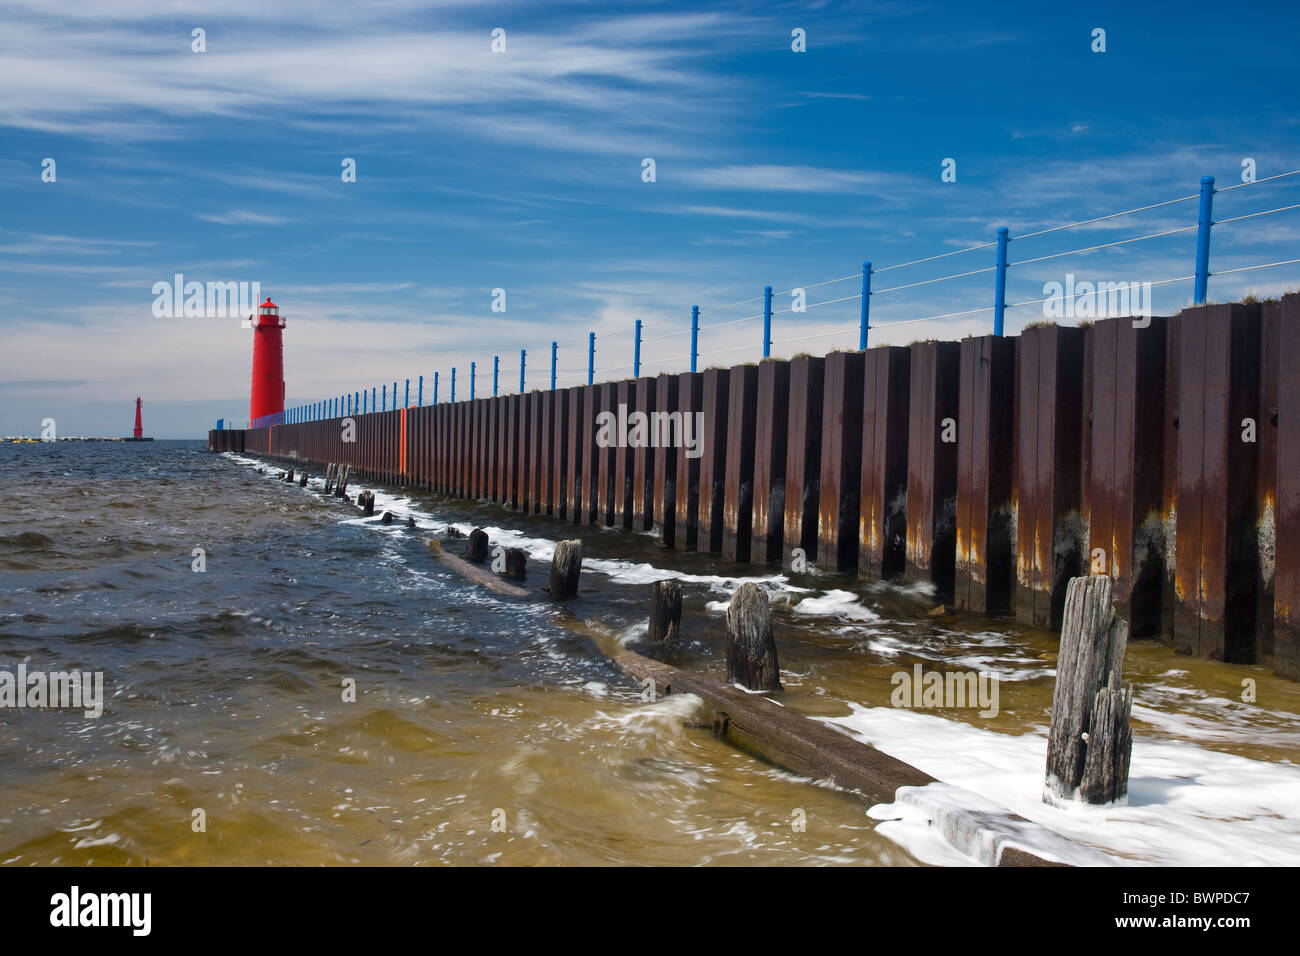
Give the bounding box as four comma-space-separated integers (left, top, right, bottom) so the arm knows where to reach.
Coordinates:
418, 375, 423, 406
471, 362, 476, 400
1194, 175, 1215, 304
354, 392, 359, 416
993, 227, 1009, 336
634, 320, 643, 377
451, 368, 456, 402
762, 287, 772, 358
392, 382, 396, 410
520, 349, 526, 393
433, 371, 439, 404
587, 332, 595, 385
382, 384, 387, 412
371, 387, 376, 412
690, 305, 699, 372
405, 379, 409, 408
859, 261, 872, 350
493, 356, 499, 396
551, 342, 557, 390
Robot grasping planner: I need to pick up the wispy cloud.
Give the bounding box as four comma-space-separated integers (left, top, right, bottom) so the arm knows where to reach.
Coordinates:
677, 164, 916, 195
195, 210, 293, 226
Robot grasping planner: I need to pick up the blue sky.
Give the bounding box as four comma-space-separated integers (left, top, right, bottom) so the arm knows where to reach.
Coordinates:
1, 0, 1297, 437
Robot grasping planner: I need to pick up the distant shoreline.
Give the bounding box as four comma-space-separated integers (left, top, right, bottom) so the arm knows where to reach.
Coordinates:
2, 437, 195, 443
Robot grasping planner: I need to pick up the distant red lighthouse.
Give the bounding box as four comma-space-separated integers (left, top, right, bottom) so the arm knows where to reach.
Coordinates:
249, 297, 286, 425
125, 395, 153, 441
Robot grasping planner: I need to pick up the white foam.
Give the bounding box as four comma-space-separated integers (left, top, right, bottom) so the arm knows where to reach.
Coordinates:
829, 703, 1300, 866
792, 589, 880, 622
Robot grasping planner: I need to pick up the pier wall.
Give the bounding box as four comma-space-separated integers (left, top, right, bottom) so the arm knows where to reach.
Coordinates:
209, 295, 1299, 679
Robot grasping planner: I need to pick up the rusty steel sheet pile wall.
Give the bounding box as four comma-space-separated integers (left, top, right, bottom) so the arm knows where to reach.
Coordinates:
905, 342, 961, 602
955, 335, 1014, 614
209, 294, 1300, 679
751, 360, 791, 566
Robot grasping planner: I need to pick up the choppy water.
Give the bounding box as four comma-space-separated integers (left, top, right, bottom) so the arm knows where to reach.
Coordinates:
2, 441, 1297, 866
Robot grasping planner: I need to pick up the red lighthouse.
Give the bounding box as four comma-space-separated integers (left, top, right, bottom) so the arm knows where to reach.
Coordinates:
249, 297, 286, 425
133, 397, 143, 439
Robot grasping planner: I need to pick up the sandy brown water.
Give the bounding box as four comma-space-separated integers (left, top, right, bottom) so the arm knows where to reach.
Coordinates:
2, 441, 1295, 866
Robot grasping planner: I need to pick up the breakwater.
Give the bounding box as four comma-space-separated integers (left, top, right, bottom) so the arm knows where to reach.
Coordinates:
210, 296, 1300, 681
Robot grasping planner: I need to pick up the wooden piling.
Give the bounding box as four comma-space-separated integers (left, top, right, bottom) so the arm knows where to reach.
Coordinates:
1045, 575, 1132, 805
503, 547, 527, 581
648, 580, 682, 644
467, 528, 490, 562
726, 582, 781, 692
548, 539, 583, 599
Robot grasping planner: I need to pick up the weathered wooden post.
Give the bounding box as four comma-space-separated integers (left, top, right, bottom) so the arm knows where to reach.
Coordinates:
285, 467, 294, 482
466, 528, 490, 562
548, 539, 583, 599
1045, 575, 1133, 805
359, 490, 375, 516
299, 472, 308, 487
503, 548, 527, 581
324, 463, 335, 494
649, 580, 682, 643
726, 583, 781, 691
381, 511, 394, 525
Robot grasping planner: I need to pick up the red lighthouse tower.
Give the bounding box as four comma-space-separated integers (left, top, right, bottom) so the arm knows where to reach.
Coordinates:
133, 397, 143, 439
249, 297, 286, 425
